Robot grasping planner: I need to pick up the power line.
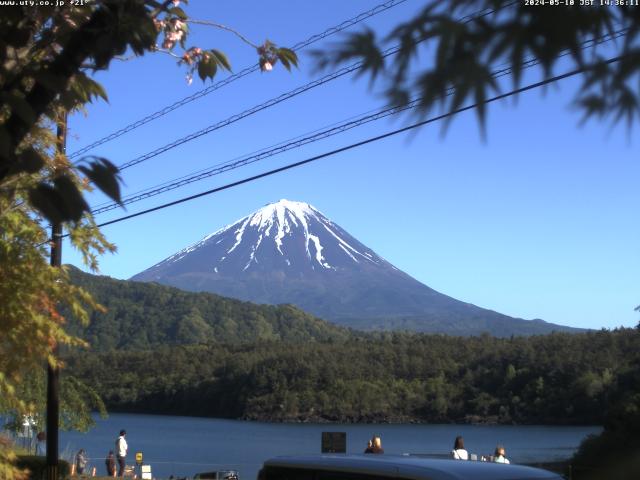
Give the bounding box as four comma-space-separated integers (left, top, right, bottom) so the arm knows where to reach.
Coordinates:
91, 101, 420, 215
35, 1, 525, 247
88, 107, 390, 211
66, 0, 411, 159
89, 29, 626, 216
89, 55, 623, 231
112, 1, 519, 172
115, 47, 399, 171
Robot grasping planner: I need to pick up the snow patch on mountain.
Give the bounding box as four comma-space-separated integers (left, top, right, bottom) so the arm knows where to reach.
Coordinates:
320, 222, 376, 265
153, 199, 386, 272
228, 217, 249, 255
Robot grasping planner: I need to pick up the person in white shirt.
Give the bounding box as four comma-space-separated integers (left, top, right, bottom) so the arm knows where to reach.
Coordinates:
494, 445, 510, 464
116, 429, 128, 477
451, 435, 469, 460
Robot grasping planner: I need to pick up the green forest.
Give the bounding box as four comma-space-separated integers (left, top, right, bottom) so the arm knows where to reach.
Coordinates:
62, 268, 640, 427
65, 267, 351, 349
65, 329, 640, 426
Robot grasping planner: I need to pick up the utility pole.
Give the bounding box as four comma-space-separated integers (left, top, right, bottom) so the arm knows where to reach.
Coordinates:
46, 111, 66, 480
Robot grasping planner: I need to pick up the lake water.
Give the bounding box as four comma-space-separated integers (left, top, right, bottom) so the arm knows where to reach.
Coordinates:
58, 413, 600, 479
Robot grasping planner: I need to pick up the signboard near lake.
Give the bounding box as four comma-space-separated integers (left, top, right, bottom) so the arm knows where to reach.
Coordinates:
321, 432, 346, 453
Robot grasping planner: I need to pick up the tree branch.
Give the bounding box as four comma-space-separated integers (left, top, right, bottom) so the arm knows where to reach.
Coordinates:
150, 45, 183, 59
186, 19, 259, 49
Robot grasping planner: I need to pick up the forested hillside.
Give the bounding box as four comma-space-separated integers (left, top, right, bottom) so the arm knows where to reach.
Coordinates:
66, 267, 350, 349
64, 267, 640, 431
65, 328, 640, 425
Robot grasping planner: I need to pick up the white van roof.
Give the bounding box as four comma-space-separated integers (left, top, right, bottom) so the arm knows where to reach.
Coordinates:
263, 454, 562, 480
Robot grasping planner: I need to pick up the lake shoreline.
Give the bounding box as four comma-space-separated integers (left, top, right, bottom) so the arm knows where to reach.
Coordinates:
102, 408, 603, 427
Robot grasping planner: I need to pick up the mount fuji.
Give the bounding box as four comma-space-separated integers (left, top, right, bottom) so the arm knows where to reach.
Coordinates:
131, 199, 579, 336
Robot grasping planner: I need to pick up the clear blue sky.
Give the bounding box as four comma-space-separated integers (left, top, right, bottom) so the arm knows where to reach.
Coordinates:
65, 0, 640, 330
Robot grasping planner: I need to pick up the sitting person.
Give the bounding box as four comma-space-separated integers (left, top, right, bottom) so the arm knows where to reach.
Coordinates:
364, 435, 384, 454
451, 436, 469, 460
363, 439, 374, 453
493, 445, 510, 464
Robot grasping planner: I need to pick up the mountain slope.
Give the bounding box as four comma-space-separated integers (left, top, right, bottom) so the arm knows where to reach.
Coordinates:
131, 199, 581, 336
67, 266, 350, 351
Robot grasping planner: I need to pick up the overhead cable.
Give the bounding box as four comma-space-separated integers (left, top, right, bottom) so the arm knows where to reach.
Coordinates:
112, 1, 518, 172
67, 0, 411, 159
90, 29, 626, 216
114, 49, 397, 171
89, 55, 624, 231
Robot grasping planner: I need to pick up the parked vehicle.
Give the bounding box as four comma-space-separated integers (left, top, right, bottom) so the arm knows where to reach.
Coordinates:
260, 454, 562, 480
194, 469, 239, 480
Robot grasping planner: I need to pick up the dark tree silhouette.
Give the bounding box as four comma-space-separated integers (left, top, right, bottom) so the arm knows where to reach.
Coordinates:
318, 1, 640, 132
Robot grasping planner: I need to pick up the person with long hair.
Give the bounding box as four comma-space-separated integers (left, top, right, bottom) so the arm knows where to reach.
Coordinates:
451, 436, 469, 460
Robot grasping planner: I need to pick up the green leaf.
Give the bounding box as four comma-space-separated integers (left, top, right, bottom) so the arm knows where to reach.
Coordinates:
278, 48, 298, 67
35, 71, 67, 95
85, 77, 109, 103
168, 7, 188, 19
207, 59, 217, 78
211, 49, 231, 71
17, 147, 45, 174
2, 91, 36, 125
197, 58, 208, 81
278, 54, 291, 71
54, 175, 89, 222
58, 73, 109, 111
29, 184, 65, 224
73, 73, 109, 104
576, 94, 606, 124
28, 177, 89, 224
474, 79, 488, 138
0, 125, 11, 159
78, 157, 122, 205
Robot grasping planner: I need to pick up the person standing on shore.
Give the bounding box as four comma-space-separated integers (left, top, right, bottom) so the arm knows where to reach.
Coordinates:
75, 449, 88, 475
116, 429, 128, 477
35, 431, 46, 456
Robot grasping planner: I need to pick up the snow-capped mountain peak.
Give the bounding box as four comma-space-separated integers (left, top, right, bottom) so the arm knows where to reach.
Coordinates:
248, 199, 321, 233
226, 199, 329, 263
144, 199, 384, 277
130, 199, 578, 336
131, 200, 580, 337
